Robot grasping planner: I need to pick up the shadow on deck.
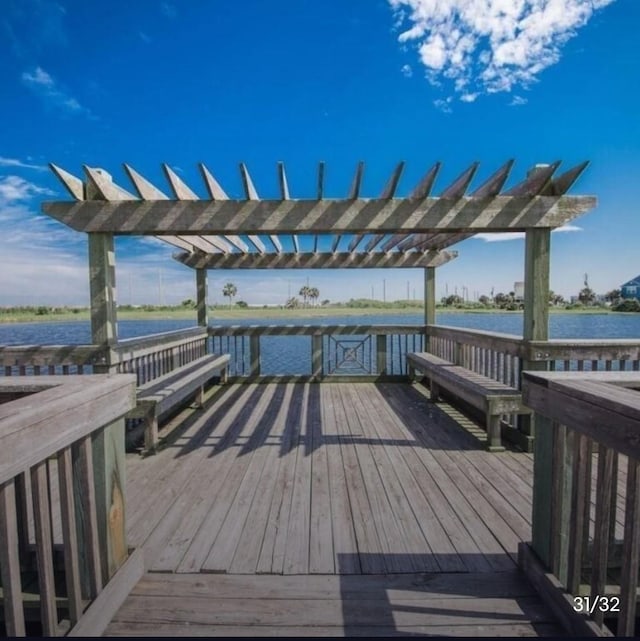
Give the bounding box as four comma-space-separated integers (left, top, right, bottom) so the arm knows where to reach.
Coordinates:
110, 382, 559, 636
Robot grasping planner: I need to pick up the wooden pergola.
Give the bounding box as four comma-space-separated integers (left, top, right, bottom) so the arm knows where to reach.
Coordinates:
43, 159, 595, 359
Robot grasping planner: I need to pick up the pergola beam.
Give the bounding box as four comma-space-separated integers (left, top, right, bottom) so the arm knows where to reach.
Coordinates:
174, 250, 457, 270
43, 195, 596, 235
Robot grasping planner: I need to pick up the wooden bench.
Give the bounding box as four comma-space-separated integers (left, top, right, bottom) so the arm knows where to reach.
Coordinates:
407, 352, 531, 451
126, 353, 230, 453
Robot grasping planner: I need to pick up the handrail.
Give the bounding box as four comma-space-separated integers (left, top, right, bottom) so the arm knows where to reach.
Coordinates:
208, 324, 427, 378
522, 371, 640, 636
0, 344, 106, 368
0, 374, 136, 636
425, 323, 526, 356
115, 326, 204, 350
0, 375, 135, 484
208, 324, 427, 336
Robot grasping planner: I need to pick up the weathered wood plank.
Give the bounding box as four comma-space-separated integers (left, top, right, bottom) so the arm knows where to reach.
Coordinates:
306, 385, 334, 574
175, 384, 278, 572
140, 385, 261, 570
68, 548, 143, 637
318, 385, 360, 574
282, 384, 312, 574
31, 460, 58, 636
329, 384, 386, 574
41, 195, 597, 234
105, 622, 562, 637
227, 385, 297, 574
57, 447, 83, 625
0, 478, 26, 636
208, 323, 427, 337
203, 385, 288, 573
619, 458, 640, 636
108, 593, 554, 628
255, 384, 306, 574
0, 375, 135, 485
337, 385, 409, 573
176, 249, 457, 269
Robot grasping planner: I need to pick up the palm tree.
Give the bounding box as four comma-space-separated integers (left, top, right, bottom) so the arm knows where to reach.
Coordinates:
309, 287, 319, 308
222, 282, 237, 308
299, 285, 311, 308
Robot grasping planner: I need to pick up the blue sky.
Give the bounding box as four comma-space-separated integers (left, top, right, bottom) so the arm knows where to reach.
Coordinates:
0, 0, 637, 306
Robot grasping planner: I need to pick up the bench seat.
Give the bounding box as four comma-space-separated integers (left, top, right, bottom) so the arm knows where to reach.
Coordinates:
127, 353, 230, 452
407, 352, 531, 451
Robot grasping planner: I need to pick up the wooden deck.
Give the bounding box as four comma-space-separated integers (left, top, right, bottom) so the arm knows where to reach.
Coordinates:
107, 382, 563, 636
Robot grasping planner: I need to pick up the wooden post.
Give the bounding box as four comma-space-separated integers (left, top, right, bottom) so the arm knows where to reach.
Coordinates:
523, 228, 550, 348
84, 173, 127, 589
311, 335, 323, 378
249, 335, 260, 377
92, 420, 128, 582
196, 268, 208, 328
424, 267, 435, 352
88, 233, 118, 354
523, 228, 554, 568
376, 335, 386, 375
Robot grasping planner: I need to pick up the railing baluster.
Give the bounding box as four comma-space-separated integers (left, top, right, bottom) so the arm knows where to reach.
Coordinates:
58, 447, 83, 625
619, 459, 640, 636
590, 445, 615, 627
0, 479, 26, 637
567, 431, 590, 596
31, 460, 58, 636
73, 436, 103, 598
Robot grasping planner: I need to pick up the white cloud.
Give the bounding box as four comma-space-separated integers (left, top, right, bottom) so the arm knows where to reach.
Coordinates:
434, 96, 453, 113
22, 66, 95, 118
139, 31, 152, 44
388, 0, 617, 100
0, 156, 46, 171
509, 95, 528, 106
401, 63, 413, 77
0, 175, 54, 201
475, 224, 582, 243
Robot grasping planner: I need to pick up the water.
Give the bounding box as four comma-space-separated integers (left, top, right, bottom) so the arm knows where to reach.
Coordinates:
0, 312, 638, 346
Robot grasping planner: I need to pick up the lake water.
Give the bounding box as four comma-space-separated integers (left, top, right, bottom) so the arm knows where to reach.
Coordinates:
0, 312, 638, 345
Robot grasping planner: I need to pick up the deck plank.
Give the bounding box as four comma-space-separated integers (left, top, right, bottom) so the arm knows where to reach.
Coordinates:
106, 571, 563, 637
203, 385, 290, 573
255, 384, 305, 574
308, 384, 335, 574
112, 381, 573, 636
282, 385, 312, 574
175, 384, 279, 573
124, 382, 550, 576
329, 383, 386, 574
318, 385, 361, 574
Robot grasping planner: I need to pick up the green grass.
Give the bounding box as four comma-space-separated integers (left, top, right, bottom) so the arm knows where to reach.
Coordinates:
0, 304, 618, 324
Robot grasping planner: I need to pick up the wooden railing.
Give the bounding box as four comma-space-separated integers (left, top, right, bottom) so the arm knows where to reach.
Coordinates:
426, 325, 640, 381
208, 325, 427, 379
113, 327, 208, 384
0, 345, 106, 376
529, 339, 640, 373
0, 374, 140, 636
0, 327, 209, 387
521, 371, 640, 637
426, 324, 526, 387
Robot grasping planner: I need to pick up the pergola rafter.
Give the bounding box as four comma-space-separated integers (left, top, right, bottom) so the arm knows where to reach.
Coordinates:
43, 159, 594, 277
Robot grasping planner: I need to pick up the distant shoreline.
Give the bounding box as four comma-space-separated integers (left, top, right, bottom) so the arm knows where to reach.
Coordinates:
0, 306, 621, 325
